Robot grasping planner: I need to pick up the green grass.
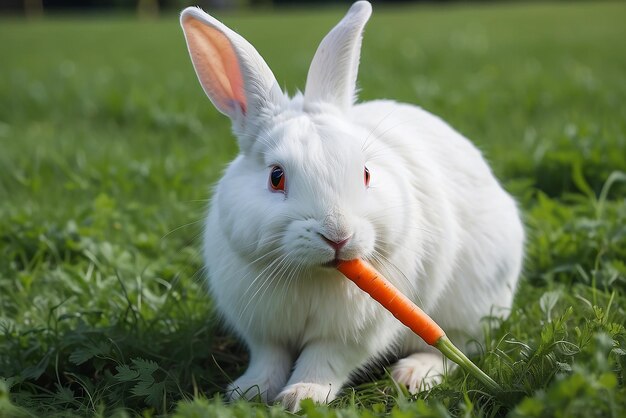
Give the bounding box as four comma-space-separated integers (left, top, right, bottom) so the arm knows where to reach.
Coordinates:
1, 1, 625, 417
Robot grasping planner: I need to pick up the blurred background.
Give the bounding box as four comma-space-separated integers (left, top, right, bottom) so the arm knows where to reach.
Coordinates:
1, 0, 596, 17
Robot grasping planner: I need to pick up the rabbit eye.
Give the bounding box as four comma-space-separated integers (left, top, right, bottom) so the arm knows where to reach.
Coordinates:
364, 166, 370, 187
269, 165, 285, 192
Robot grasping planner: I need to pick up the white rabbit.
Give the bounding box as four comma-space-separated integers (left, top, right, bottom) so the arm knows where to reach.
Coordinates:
180, 0, 523, 411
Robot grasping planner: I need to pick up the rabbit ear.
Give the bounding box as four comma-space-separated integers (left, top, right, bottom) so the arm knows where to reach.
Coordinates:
180, 7, 282, 128
304, 1, 372, 110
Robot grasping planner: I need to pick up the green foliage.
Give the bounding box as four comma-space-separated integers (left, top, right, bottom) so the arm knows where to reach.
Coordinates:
1, 1, 625, 417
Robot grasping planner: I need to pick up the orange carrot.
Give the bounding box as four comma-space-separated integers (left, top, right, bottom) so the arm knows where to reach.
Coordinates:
337, 258, 501, 392
337, 258, 444, 345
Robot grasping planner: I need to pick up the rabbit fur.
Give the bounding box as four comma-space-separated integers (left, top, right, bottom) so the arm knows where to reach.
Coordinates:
180, 0, 524, 411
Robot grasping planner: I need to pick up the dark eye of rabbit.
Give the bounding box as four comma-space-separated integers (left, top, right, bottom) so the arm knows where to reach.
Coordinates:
364, 166, 370, 187
270, 166, 285, 191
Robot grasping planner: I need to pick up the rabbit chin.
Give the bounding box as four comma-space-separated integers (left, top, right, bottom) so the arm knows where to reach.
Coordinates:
280, 216, 376, 268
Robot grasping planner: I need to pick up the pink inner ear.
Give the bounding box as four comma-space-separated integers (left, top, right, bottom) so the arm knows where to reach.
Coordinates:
183, 18, 247, 116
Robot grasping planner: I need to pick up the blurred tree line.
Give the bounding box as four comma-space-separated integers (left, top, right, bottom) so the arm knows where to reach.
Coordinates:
5, 0, 229, 16
3, 0, 431, 17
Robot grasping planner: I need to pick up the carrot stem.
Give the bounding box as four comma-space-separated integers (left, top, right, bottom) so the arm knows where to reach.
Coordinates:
337, 259, 501, 392
435, 336, 501, 392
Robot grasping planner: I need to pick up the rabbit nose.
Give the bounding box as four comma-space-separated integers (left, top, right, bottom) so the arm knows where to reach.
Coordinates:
320, 234, 350, 252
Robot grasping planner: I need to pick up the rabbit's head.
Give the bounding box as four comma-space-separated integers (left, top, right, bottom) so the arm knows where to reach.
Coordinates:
182, 1, 410, 272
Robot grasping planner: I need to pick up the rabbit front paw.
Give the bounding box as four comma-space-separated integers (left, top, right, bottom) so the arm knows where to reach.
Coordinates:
391, 352, 446, 393
275, 382, 335, 412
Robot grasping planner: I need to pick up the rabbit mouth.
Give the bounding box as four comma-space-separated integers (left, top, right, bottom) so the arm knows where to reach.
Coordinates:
321, 257, 352, 269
